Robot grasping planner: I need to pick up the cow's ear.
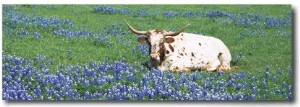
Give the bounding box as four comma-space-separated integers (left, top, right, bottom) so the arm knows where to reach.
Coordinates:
137, 37, 148, 43
164, 38, 175, 43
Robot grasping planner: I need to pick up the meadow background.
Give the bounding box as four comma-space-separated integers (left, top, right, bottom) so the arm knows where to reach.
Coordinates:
2, 5, 292, 100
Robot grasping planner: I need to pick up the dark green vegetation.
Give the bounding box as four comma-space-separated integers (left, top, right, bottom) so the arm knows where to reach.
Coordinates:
2, 5, 292, 100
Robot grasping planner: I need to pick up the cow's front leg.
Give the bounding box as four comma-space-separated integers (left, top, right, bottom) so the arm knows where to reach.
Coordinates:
205, 60, 221, 72
217, 65, 231, 72
179, 67, 191, 72
170, 66, 191, 72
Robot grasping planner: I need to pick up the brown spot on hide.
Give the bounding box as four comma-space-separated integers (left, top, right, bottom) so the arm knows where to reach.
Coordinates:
152, 44, 157, 50
180, 38, 183, 40
219, 53, 223, 56
170, 59, 173, 62
185, 53, 187, 55
181, 34, 183, 36
166, 50, 170, 54
191, 58, 193, 61
218, 53, 223, 60
177, 56, 180, 58
168, 44, 174, 52
191, 52, 195, 57
158, 47, 165, 66
182, 47, 185, 51
180, 53, 184, 56
199, 43, 201, 46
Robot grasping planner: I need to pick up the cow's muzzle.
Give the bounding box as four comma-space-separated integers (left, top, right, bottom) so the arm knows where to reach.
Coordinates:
150, 53, 160, 60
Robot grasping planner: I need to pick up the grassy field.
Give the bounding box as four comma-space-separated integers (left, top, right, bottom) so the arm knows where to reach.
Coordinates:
2, 5, 292, 100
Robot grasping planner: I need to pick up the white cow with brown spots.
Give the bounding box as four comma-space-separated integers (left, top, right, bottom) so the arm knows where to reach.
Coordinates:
125, 20, 231, 72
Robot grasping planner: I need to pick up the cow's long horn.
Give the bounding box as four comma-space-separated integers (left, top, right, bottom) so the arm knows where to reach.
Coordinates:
165, 24, 190, 36
124, 19, 148, 35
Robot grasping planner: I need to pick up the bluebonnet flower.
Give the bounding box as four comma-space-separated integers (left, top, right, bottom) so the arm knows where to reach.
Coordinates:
217, 79, 226, 87
236, 92, 244, 100
258, 29, 265, 36
265, 71, 269, 79
22, 29, 28, 35
262, 78, 267, 89
287, 92, 292, 100
227, 78, 235, 87
163, 11, 178, 18
92, 5, 120, 14
183, 11, 194, 18
236, 83, 242, 91
137, 44, 149, 55
84, 91, 91, 99
217, 71, 225, 76
239, 52, 243, 58
206, 10, 232, 18
136, 8, 149, 16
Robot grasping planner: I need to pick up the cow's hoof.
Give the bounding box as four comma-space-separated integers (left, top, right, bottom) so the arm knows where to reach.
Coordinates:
217, 65, 231, 71
179, 67, 191, 72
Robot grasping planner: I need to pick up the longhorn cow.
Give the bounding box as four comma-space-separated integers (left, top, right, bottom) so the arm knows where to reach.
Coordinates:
125, 20, 231, 72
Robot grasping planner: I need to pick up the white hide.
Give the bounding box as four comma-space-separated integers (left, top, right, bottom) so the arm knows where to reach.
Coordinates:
157, 33, 231, 72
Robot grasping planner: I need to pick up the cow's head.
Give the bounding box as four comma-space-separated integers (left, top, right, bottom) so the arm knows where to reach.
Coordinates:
125, 20, 190, 61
